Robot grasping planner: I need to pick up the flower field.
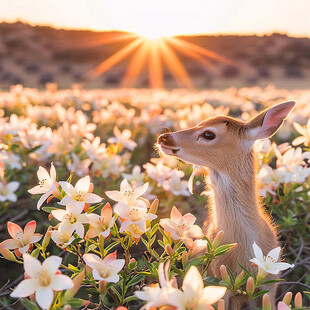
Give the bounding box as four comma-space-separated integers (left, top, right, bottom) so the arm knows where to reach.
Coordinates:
0, 84, 309, 309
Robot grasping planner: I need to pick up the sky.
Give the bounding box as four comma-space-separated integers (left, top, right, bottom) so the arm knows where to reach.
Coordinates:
0, 0, 309, 38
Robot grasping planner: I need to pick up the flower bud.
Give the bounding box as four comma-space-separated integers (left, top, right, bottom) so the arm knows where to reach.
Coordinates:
149, 199, 159, 215
294, 292, 302, 308
165, 244, 174, 257
246, 277, 255, 297
220, 265, 230, 285
63, 305, 72, 310
235, 270, 245, 287
182, 251, 188, 268
212, 230, 224, 248
262, 294, 271, 310
64, 270, 85, 302
218, 299, 225, 310
128, 258, 137, 270
99, 280, 106, 294
282, 291, 292, 305
42, 226, 52, 250
0, 249, 19, 263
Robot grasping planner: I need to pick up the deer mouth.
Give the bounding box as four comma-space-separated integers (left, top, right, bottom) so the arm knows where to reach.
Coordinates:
160, 144, 180, 155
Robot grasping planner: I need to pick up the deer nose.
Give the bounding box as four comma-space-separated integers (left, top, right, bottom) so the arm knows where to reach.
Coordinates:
158, 133, 174, 145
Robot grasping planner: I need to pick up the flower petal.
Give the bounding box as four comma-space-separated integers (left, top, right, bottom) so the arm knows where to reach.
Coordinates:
7, 222, 23, 240
105, 190, 124, 202
42, 255, 62, 276
201, 286, 227, 305
23, 253, 42, 278
182, 266, 203, 298
133, 182, 149, 199
101, 203, 112, 221
267, 246, 281, 262
252, 242, 264, 262
50, 274, 73, 291
35, 286, 54, 310
75, 176, 90, 193
170, 206, 182, 223
83, 253, 103, 270
120, 178, 132, 192
23, 220, 37, 243
51, 209, 67, 221
50, 163, 57, 181
84, 193, 102, 204
0, 239, 20, 249
10, 279, 38, 298
59, 181, 76, 196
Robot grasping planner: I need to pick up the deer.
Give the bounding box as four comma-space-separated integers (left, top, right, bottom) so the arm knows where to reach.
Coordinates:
157, 101, 296, 309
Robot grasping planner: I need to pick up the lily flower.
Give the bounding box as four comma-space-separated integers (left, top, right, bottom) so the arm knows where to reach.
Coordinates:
0, 221, 42, 257
108, 126, 137, 150
292, 120, 310, 147
250, 242, 295, 279
10, 254, 73, 310
83, 251, 125, 283
160, 206, 203, 243
51, 222, 75, 247
59, 175, 102, 208
51, 204, 88, 238
105, 178, 149, 207
28, 163, 61, 209
135, 261, 178, 310
0, 180, 19, 202
170, 266, 227, 310
86, 203, 116, 239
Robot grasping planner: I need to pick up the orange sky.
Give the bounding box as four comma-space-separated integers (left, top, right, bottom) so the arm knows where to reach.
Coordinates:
0, 0, 309, 37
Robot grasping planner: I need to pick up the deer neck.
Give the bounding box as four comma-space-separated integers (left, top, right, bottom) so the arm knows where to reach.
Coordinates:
208, 150, 261, 235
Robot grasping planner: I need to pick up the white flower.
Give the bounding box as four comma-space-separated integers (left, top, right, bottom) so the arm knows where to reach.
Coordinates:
160, 206, 203, 242
250, 242, 295, 278
108, 126, 137, 150
81, 137, 107, 161
135, 260, 178, 310
168, 266, 227, 310
51, 204, 88, 238
0, 180, 19, 202
105, 178, 149, 207
59, 175, 102, 208
83, 252, 125, 282
0, 150, 22, 170
10, 254, 73, 310
66, 153, 91, 177
51, 222, 75, 247
28, 163, 61, 209
122, 165, 145, 187
86, 203, 115, 239
163, 171, 190, 196
292, 120, 310, 147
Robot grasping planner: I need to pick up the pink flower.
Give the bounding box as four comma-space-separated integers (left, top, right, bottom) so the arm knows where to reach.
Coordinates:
83, 251, 125, 282
86, 203, 115, 239
160, 206, 203, 243
0, 221, 42, 257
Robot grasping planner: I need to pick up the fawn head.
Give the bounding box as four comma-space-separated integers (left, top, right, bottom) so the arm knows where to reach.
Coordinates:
158, 101, 296, 172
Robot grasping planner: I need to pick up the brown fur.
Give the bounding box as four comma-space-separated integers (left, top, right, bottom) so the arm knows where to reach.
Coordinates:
157, 101, 296, 309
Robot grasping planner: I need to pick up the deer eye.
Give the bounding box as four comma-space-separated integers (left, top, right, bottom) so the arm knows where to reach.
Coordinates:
203, 131, 216, 140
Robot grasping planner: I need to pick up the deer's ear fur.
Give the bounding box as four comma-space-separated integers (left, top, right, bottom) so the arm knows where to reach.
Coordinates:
245, 101, 296, 140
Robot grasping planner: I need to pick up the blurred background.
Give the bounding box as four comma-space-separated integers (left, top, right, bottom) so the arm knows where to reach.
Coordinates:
0, 0, 309, 90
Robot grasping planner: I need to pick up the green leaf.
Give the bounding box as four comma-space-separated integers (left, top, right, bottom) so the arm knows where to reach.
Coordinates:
20, 299, 40, 310
151, 223, 159, 236
110, 286, 122, 301
31, 248, 40, 258
185, 256, 205, 272
304, 291, 310, 300
237, 261, 254, 278
123, 295, 138, 303
42, 206, 61, 213
67, 298, 87, 307
214, 244, 236, 256
158, 239, 165, 249
105, 240, 121, 253
252, 290, 270, 299
126, 274, 145, 287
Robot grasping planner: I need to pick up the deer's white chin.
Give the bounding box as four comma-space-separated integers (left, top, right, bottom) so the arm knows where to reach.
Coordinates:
159, 144, 181, 156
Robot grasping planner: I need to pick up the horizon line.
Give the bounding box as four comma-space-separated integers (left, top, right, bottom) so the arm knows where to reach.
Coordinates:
2, 19, 310, 39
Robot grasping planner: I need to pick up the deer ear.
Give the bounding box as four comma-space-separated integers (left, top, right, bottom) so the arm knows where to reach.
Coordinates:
245, 101, 296, 140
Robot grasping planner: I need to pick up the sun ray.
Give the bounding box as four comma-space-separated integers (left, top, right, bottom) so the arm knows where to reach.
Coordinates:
166, 37, 217, 72
121, 42, 149, 87
84, 37, 144, 81
173, 37, 236, 66
159, 39, 194, 88
79, 32, 138, 48
148, 41, 164, 88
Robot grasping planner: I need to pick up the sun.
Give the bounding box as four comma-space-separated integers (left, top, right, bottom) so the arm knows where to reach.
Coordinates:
84, 30, 238, 88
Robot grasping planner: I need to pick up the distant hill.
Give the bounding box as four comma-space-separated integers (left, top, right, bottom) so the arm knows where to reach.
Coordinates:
0, 22, 309, 89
